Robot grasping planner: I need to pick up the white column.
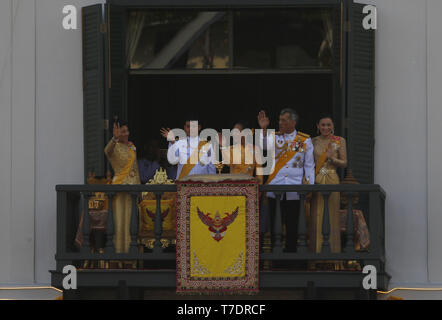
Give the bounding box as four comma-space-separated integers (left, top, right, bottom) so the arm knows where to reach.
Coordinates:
10, 0, 36, 283
427, 0, 442, 283
0, 0, 13, 283
0, 0, 36, 284
369, 0, 428, 285
35, 0, 105, 284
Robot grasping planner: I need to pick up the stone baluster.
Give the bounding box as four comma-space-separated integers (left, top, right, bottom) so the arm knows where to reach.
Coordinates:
297, 192, 307, 253
104, 192, 115, 253
273, 192, 283, 254
153, 192, 164, 254
80, 192, 91, 254
321, 192, 331, 253
345, 192, 355, 252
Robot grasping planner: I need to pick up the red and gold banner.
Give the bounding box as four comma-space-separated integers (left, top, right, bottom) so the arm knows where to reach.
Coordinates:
176, 176, 259, 295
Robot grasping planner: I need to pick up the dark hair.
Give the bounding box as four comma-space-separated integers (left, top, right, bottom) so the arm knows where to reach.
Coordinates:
116, 119, 129, 127
233, 120, 249, 130
184, 111, 199, 122
184, 112, 203, 128
317, 114, 334, 124
280, 108, 299, 122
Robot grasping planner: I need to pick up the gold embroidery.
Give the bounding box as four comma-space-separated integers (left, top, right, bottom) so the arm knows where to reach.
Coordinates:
224, 251, 244, 275
192, 250, 211, 275
319, 167, 336, 177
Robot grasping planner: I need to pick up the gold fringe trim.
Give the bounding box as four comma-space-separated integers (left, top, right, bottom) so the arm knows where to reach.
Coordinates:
176, 290, 259, 296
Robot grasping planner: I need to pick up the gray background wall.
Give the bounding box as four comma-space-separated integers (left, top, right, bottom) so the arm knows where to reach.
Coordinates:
368, 0, 429, 286
0, 0, 441, 294
0, 0, 104, 285
426, 0, 442, 284
0, 0, 36, 284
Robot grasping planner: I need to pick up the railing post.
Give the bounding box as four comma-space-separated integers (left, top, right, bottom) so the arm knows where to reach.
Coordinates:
369, 191, 382, 256
381, 194, 386, 257
105, 192, 115, 253
273, 192, 283, 254
297, 192, 307, 253
129, 192, 139, 254
321, 192, 331, 253
153, 192, 164, 254
345, 192, 355, 253
80, 192, 91, 254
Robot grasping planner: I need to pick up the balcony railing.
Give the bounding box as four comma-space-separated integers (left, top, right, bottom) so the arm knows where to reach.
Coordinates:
51, 183, 389, 299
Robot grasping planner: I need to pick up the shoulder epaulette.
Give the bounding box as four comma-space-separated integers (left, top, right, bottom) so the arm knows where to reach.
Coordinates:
297, 131, 310, 139
275, 131, 282, 135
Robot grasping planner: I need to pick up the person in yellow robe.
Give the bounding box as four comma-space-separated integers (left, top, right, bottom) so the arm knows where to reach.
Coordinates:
309, 114, 347, 254
104, 120, 140, 254
220, 122, 263, 184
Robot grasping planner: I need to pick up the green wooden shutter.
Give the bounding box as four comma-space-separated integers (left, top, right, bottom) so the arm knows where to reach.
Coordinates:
82, 4, 106, 180
346, 1, 375, 184
106, 5, 127, 125
333, 3, 343, 137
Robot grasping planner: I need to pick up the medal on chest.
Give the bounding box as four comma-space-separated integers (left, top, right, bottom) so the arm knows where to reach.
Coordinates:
292, 155, 304, 168
276, 136, 285, 149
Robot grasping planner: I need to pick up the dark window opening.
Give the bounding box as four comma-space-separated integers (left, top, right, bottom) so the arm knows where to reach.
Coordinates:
127, 8, 333, 70
128, 73, 334, 153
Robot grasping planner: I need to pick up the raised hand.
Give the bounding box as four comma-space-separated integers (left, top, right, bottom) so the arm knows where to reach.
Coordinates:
113, 122, 121, 140
326, 142, 334, 159
257, 110, 270, 130
160, 127, 173, 140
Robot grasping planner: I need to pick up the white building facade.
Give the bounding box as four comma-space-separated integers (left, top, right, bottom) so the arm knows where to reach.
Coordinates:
0, 0, 441, 299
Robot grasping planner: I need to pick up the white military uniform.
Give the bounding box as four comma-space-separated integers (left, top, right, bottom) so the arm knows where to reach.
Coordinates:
167, 136, 216, 179
262, 129, 315, 200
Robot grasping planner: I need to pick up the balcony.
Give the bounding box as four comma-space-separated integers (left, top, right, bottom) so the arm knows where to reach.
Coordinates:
50, 183, 389, 299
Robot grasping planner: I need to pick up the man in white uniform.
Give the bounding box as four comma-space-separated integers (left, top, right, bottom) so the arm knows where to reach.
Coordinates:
258, 108, 315, 253
161, 118, 216, 179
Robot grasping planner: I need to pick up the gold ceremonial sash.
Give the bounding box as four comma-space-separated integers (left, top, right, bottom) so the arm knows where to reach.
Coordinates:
315, 151, 328, 176
266, 133, 308, 184
266, 149, 297, 184
113, 144, 136, 184
178, 141, 208, 179
315, 137, 341, 176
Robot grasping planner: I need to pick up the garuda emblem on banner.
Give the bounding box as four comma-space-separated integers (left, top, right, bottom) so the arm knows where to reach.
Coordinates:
197, 206, 239, 242
145, 207, 170, 221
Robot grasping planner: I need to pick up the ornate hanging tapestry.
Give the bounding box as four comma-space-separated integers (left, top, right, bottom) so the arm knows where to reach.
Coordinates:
176, 175, 259, 295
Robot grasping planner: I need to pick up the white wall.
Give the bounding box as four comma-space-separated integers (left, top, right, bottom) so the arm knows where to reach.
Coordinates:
0, 0, 104, 285
34, 0, 105, 284
361, 0, 429, 286
0, 0, 441, 290
0, 0, 14, 284
361, 0, 442, 295
0, 0, 36, 284
427, 0, 442, 284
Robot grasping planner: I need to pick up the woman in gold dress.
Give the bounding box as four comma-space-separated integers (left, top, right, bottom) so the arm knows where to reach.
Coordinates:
309, 115, 347, 254
220, 122, 263, 184
104, 121, 140, 254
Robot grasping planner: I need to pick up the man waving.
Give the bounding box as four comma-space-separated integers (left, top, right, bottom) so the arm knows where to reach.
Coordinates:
258, 108, 315, 253
160, 117, 216, 179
